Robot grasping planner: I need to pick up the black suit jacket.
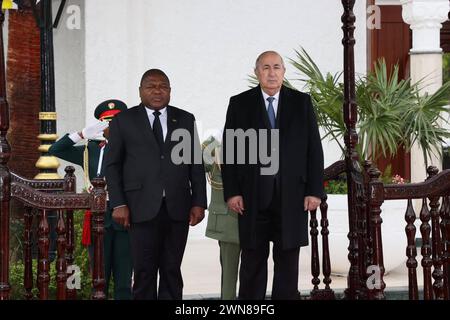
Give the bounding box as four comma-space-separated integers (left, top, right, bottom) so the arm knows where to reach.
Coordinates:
105, 104, 207, 223
222, 85, 324, 249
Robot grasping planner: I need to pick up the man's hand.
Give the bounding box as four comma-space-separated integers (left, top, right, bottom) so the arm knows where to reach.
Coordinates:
112, 205, 130, 228
304, 196, 321, 212
227, 195, 244, 215
189, 206, 205, 226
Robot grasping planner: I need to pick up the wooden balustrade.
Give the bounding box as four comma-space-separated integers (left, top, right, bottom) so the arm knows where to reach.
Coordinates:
313, 160, 450, 300
16, 166, 73, 300
9, 161, 449, 301
366, 164, 450, 300
309, 160, 345, 300
0, 166, 106, 300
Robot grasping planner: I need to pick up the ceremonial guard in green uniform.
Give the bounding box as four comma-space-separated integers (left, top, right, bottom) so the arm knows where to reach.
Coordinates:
49, 99, 132, 300
203, 136, 240, 300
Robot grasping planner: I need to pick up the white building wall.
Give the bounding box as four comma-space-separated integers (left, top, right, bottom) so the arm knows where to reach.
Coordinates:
84, 0, 368, 167
54, 0, 86, 184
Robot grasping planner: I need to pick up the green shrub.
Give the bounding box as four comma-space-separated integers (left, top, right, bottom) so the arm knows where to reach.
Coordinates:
324, 179, 348, 195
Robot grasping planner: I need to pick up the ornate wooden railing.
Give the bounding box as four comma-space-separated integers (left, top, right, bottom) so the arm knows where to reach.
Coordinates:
0, 166, 107, 300
366, 165, 450, 300
309, 158, 367, 300
314, 161, 450, 300
309, 160, 345, 300
0, 1, 106, 301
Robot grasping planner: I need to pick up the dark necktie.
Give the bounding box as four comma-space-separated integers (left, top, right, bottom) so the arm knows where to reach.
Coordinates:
267, 96, 276, 129
153, 110, 164, 151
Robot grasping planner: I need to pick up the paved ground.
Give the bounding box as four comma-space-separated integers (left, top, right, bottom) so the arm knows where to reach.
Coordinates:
181, 221, 422, 299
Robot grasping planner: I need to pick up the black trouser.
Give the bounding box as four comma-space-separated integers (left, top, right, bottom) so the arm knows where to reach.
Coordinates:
129, 199, 189, 300
238, 185, 300, 300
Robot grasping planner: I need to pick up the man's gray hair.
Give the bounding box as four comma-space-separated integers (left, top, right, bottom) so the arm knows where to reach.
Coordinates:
254, 51, 285, 69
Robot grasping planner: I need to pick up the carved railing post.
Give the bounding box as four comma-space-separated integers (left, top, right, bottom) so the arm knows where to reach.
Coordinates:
427, 166, 444, 299
310, 207, 321, 297
367, 167, 385, 299
320, 195, 334, 299
63, 166, 76, 299
316, 160, 346, 300
405, 199, 419, 300
55, 209, 66, 300
23, 207, 34, 300
441, 195, 450, 299
90, 177, 106, 300
37, 209, 50, 299
420, 198, 433, 300
363, 161, 374, 274
341, 0, 362, 300
355, 161, 374, 299
0, 3, 12, 300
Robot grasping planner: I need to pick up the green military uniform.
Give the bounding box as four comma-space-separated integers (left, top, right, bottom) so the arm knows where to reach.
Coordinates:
48, 100, 132, 300
203, 137, 240, 300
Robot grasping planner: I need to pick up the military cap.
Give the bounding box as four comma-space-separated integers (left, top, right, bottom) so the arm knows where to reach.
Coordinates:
94, 99, 128, 121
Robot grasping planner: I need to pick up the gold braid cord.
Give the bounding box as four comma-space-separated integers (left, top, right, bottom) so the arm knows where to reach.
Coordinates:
83, 143, 93, 192
206, 145, 223, 190
207, 163, 223, 190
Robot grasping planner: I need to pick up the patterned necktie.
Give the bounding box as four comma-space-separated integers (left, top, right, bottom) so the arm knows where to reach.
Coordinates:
153, 110, 164, 151
267, 96, 276, 129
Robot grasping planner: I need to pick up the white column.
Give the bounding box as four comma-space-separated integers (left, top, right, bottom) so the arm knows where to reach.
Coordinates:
401, 0, 449, 183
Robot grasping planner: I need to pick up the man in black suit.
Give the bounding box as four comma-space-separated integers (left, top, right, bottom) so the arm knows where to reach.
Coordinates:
222, 51, 324, 300
105, 69, 207, 300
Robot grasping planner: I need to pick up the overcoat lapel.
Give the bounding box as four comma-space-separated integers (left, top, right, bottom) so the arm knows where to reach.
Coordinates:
164, 105, 179, 154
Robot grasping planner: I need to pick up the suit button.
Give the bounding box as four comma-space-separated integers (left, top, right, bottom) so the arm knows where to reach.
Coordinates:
161, 155, 165, 159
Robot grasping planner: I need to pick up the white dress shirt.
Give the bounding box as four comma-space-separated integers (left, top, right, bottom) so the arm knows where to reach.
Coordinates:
145, 106, 168, 141
261, 90, 280, 116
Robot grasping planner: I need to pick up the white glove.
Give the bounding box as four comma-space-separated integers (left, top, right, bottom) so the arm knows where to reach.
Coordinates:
81, 121, 109, 140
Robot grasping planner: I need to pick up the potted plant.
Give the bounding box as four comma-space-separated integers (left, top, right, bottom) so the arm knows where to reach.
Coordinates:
291, 48, 450, 167
321, 173, 410, 275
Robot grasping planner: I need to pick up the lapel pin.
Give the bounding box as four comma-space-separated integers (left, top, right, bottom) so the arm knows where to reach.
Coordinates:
172, 119, 177, 123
